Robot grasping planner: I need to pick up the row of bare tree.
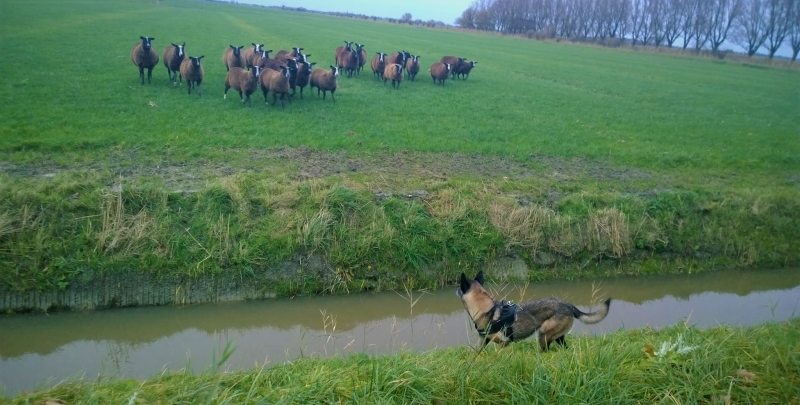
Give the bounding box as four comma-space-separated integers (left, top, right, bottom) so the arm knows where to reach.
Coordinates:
456, 0, 800, 60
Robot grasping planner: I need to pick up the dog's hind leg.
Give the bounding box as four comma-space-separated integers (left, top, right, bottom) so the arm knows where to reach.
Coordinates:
554, 335, 568, 348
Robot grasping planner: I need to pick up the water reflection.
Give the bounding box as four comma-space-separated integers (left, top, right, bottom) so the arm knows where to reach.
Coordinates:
0, 268, 798, 396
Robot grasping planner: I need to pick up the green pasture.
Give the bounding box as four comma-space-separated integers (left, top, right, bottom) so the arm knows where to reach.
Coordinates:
1, 0, 799, 294
0, 0, 797, 176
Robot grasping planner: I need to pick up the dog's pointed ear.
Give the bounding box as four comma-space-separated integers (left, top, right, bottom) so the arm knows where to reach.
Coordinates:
459, 273, 470, 294
475, 271, 485, 286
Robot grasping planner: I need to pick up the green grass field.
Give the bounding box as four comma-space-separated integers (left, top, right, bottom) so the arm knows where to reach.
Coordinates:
1, 0, 799, 293
7, 319, 800, 403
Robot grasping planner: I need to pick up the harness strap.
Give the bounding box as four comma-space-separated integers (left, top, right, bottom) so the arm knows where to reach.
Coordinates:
475, 300, 518, 341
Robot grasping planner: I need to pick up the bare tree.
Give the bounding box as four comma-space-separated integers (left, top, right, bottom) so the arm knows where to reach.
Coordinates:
707, 0, 744, 52
401, 12, 413, 23
764, 0, 793, 58
663, 0, 686, 45
631, 0, 649, 45
791, 0, 800, 60
680, 0, 700, 48
651, 0, 668, 46
456, 7, 478, 28
737, 0, 770, 55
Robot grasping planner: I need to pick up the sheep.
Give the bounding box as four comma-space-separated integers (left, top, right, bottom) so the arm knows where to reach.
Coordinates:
337, 48, 359, 78
261, 56, 295, 72
354, 43, 367, 75
224, 66, 261, 106
251, 49, 273, 70
335, 41, 353, 63
131, 36, 159, 85
260, 65, 291, 108
222, 45, 245, 71
429, 62, 451, 86
275, 47, 306, 64
179, 55, 205, 96
440, 56, 466, 79
310, 65, 339, 103
370, 52, 387, 80
295, 61, 315, 99
386, 51, 407, 67
456, 60, 477, 80
383, 63, 404, 89
243, 43, 264, 69
162, 42, 185, 86
405, 55, 420, 81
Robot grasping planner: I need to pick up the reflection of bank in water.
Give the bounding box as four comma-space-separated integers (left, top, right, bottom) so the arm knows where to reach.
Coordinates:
0, 268, 798, 396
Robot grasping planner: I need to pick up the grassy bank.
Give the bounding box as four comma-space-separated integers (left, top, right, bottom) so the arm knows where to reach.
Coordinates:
6, 319, 799, 403
2, 161, 799, 294
1, 0, 799, 294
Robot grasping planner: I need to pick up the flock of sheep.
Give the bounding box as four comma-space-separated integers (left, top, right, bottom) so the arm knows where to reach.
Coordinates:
130, 35, 478, 107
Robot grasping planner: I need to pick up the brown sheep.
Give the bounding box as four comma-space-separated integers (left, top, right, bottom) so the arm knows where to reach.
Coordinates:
179, 55, 204, 96
386, 51, 407, 67
222, 45, 245, 71
405, 55, 420, 81
440, 56, 466, 79
295, 61, 315, 99
260, 65, 291, 108
371, 52, 387, 80
383, 63, 404, 89
456, 60, 477, 80
310, 65, 339, 102
162, 42, 185, 86
224, 66, 261, 106
355, 43, 367, 75
252, 49, 273, 70
429, 62, 451, 86
334, 41, 354, 63
131, 36, 158, 85
337, 49, 359, 78
275, 47, 308, 64
242, 43, 264, 69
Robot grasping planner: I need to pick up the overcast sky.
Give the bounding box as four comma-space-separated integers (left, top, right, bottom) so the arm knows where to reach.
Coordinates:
245, 0, 471, 24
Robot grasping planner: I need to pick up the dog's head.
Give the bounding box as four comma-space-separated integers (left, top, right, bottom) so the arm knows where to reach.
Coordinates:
457, 271, 496, 325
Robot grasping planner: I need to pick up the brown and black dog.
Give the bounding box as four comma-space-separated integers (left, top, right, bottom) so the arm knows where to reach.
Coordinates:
457, 271, 611, 350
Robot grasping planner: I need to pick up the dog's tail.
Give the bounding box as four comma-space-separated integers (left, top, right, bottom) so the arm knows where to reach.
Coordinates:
572, 298, 611, 324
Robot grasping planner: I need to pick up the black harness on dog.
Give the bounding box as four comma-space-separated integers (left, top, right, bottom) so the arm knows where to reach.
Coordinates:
475, 300, 518, 341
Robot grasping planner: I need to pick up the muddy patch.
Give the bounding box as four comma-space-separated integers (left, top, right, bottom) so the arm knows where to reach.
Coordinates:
1, 146, 655, 192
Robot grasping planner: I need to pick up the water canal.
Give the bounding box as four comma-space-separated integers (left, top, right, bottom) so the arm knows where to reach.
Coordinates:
1, 268, 799, 396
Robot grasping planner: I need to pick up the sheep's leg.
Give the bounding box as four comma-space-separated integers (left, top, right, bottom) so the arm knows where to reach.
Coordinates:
224, 85, 230, 99
147, 67, 153, 84
262, 88, 269, 104
239, 90, 244, 103
322, 90, 326, 100
139, 66, 145, 85
197, 83, 202, 97
280, 93, 286, 108
271, 93, 277, 106
187, 82, 192, 94
299, 87, 304, 99
330, 89, 336, 103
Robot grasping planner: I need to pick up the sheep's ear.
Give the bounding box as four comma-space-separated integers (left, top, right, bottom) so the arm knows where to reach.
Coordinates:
171, 43, 178, 47
252, 42, 257, 46
330, 65, 335, 69
229, 45, 235, 49
475, 271, 485, 286
311, 62, 316, 66
149, 37, 155, 41
305, 54, 311, 58
182, 42, 186, 47
199, 55, 205, 59
140, 36, 146, 40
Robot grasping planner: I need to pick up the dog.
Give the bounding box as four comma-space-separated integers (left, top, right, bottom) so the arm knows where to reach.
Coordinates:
457, 271, 611, 351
